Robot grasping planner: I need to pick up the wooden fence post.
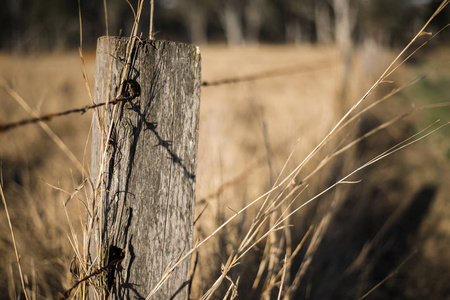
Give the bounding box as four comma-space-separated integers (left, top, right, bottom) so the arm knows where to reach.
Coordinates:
89, 36, 201, 299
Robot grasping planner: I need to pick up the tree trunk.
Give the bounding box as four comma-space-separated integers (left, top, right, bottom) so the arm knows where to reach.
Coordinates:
220, 1, 245, 45
285, 17, 302, 44
186, 9, 208, 44
332, 0, 357, 116
245, 0, 263, 43
314, 0, 333, 44
89, 36, 201, 300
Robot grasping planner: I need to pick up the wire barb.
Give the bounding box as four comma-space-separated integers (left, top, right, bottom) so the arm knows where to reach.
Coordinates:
0, 89, 139, 134
0, 61, 330, 134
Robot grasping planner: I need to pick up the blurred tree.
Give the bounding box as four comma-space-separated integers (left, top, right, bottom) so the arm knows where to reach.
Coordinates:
0, 0, 443, 50
78, 1, 105, 47
331, 0, 359, 115
8, 0, 24, 50
426, 0, 450, 41
245, 0, 263, 43
214, 0, 246, 45
24, 0, 79, 51
107, 0, 134, 37
360, 0, 425, 47
277, 0, 316, 43
332, 0, 358, 50
179, 0, 210, 44
314, 0, 333, 44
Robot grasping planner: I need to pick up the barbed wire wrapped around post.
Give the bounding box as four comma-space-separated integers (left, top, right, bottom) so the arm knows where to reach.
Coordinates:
0, 79, 141, 133
0, 60, 331, 133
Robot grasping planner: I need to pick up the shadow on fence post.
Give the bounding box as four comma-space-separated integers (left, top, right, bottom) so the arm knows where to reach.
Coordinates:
89, 36, 201, 299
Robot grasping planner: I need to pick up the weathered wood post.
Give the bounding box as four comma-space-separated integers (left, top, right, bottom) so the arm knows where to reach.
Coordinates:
89, 37, 201, 299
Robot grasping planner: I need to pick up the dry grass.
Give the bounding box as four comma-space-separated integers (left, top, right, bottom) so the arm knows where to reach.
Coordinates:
1, 18, 450, 300
0, 52, 94, 298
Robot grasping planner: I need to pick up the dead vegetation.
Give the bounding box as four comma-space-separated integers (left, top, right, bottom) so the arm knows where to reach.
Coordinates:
1, 2, 450, 299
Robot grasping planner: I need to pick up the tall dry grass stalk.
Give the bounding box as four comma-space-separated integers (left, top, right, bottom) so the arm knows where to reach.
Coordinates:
145, 1, 450, 299
1, 0, 448, 299
69, 1, 449, 299
71, 0, 152, 298
0, 184, 29, 300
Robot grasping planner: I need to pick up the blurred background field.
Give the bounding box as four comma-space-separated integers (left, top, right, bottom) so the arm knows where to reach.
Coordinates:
1, 0, 450, 299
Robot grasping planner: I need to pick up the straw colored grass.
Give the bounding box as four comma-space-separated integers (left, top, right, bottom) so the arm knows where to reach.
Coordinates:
0, 2, 449, 297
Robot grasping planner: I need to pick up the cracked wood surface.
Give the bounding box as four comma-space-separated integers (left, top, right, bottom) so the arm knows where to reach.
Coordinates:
90, 36, 201, 300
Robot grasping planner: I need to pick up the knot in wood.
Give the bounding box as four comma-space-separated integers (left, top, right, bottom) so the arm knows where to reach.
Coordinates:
121, 79, 141, 99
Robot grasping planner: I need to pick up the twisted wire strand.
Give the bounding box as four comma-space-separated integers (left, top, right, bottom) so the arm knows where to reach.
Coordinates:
0, 60, 331, 133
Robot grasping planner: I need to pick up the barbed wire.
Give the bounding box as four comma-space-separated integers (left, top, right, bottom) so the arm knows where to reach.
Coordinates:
201, 59, 332, 86
0, 93, 138, 133
0, 60, 332, 133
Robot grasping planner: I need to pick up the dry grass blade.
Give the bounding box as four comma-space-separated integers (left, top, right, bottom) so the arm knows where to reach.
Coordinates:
358, 251, 417, 300
336, 75, 426, 136
149, 0, 155, 39
230, 277, 240, 299
193, 203, 209, 225
89, 3, 159, 298
200, 185, 307, 298
60, 249, 125, 300
200, 252, 238, 300
0, 60, 333, 135
83, 1, 450, 298
0, 183, 29, 300
102, 0, 109, 36
0, 80, 87, 176
150, 116, 447, 298
240, 120, 447, 298
77, 0, 94, 105
383, 23, 450, 80
300, 101, 450, 185
277, 0, 448, 190
222, 275, 239, 300
92, 0, 144, 192
146, 184, 286, 297
0, 85, 139, 134
276, 121, 449, 230
378, 0, 449, 81
125, 0, 137, 20
277, 255, 288, 300
236, 186, 309, 263
283, 227, 313, 298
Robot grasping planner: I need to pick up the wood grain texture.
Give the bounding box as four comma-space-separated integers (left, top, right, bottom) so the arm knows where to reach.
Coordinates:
90, 37, 201, 300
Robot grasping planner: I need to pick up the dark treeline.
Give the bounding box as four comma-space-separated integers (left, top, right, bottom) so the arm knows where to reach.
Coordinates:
0, 0, 448, 52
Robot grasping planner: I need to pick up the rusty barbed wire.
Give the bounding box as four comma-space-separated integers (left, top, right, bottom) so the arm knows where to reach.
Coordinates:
0, 97, 122, 132
0, 60, 332, 133
0, 79, 141, 133
0, 93, 139, 133
201, 59, 332, 86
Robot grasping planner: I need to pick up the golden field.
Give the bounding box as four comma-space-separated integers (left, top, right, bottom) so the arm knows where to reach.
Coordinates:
1, 43, 450, 299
